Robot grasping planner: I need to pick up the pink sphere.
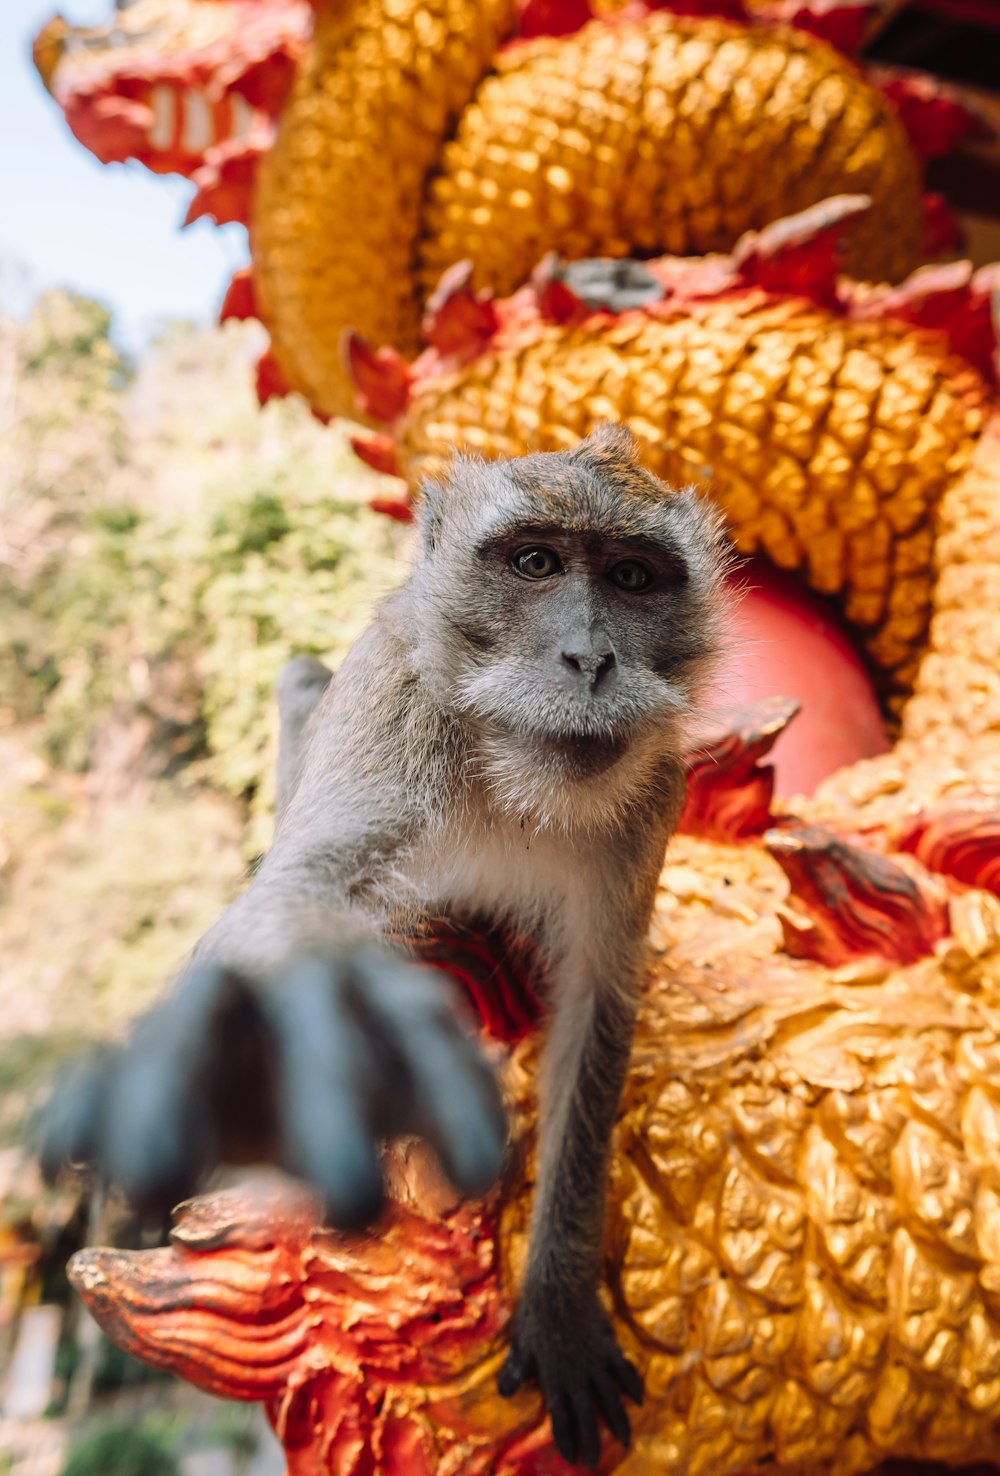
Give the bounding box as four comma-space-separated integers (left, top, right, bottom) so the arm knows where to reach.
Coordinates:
712, 559, 891, 797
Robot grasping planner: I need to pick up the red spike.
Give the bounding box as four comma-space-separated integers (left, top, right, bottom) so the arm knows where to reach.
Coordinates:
256, 349, 290, 407
642, 0, 746, 18
767, 824, 949, 967
516, 0, 595, 38
63, 93, 152, 167
185, 136, 268, 227
780, 0, 875, 53
369, 495, 414, 523
350, 433, 402, 478
852, 260, 1000, 384
403, 920, 544, 1042
342, 333, 412, 423
221, 48, 300, 117
872, 68, 991, 161
897, 807, 1000, 896
732, 195, 871, 310
922, 192, 964, 257
422, 261, 498, 359
531, 253, 587, 324
220, 268, 258, 325
680, 697, 800, 841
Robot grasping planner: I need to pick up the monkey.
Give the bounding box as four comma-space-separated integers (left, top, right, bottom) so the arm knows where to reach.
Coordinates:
43, 423, 728, 1470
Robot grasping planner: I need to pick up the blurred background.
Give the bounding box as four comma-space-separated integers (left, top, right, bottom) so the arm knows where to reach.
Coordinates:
0, 1, 247, 342
1, 5, 407, 1473
1, 0, 999, 1472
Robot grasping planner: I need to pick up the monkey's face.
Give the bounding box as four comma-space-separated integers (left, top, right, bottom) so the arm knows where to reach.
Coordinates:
417, 427, 728, 798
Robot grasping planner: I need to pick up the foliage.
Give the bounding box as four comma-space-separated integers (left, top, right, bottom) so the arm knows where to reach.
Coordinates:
16, 459, 404, 820
58, 1423, 180, 1476
0, 294, 409, 1072
206, 1403, 261, 1459
1, 293, 409, 830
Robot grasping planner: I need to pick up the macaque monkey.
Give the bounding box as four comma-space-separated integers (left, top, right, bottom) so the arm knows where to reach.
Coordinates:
44, 424, 727, 1469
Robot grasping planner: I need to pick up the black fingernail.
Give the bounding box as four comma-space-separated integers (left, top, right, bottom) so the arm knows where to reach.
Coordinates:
497, 1366, 518, 1398
627, 1369, 643, 1406
550, 1394, 577, 1466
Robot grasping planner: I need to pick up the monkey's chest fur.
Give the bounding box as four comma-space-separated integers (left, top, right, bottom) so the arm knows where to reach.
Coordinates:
379, 813, 578, 958
344, 735, 670, 982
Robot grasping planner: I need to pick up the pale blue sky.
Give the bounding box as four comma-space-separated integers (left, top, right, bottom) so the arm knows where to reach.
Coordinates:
0, 0, 249, 347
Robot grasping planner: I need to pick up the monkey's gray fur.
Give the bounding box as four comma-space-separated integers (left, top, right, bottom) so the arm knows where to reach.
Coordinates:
44, 423, 728, 1470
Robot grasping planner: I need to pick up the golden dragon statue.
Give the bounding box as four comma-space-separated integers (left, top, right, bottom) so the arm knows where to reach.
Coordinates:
35, 0, 981, 417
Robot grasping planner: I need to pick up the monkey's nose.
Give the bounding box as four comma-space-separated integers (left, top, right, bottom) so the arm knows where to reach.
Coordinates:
561, 649, 617, 689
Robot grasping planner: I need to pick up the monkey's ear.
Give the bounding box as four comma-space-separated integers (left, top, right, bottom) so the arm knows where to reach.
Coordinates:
417, 475, 446, 552
570, 420, 640, 471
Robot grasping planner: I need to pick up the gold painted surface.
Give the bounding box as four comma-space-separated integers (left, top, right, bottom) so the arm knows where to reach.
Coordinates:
419, 14, 923, 301
251, 0, 517, 418
251, 4, 925, 419
396, 293, 990, 700
72, 846, 1000, 1473
498, 834, 1000, 1473
808, 421, 1000, 827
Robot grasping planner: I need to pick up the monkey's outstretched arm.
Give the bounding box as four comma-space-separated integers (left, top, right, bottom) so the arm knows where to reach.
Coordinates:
43, 639, 506, 1224
274, 653, 334, 823
44, 853, 505, 1224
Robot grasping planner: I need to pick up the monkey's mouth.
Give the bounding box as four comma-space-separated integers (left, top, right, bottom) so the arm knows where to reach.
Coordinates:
532, 731, 629, 777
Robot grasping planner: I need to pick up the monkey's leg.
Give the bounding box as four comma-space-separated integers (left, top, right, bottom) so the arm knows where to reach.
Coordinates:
274, 655, 334, 823
498, 970, 643, 1469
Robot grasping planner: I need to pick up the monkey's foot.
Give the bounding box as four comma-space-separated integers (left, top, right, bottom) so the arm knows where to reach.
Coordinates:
41, 950, 507, 1228
497, 1287, 642, 1469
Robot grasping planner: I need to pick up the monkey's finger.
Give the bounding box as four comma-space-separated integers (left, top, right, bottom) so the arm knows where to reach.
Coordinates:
547, 1389, 579, 1467
592, 1371, 632, 1448
39, 1048, 115, 1181
607, 1347, 644, 1406
496, 1342, 534, 1398
266, 957, 385, 1231
570, 1388, 602, 1472
356, 955, 507, 1195
103, 964, 250, 1211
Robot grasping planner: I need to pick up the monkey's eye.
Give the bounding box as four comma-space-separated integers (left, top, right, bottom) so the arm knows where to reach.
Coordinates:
608, 559, 654, 592
513, 547, 562, 579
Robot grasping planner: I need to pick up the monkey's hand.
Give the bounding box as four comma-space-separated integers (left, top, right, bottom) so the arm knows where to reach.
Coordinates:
41, 950, 507, 1227
497, 1282, 642, 1469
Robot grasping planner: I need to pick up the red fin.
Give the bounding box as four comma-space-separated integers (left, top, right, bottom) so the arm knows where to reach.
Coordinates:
922, 192, 964, 257
851, 260, 1000, 384
404, 920, 545, 1042
897, 807, 1000, 896
872, 67, 991, 161
342, 333, 412, 423
369, 496, 414, 523
256, 349, 290, 407
767, 824, 949, 966
733, 195, 871, 310
516, 0, 595, 38
780, 0, 876, 53
422, 261, 499, 360
350, 433, 402, 478
220, 268, 258, 325
679, 697, 800, 841
531, 253, 588, 324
